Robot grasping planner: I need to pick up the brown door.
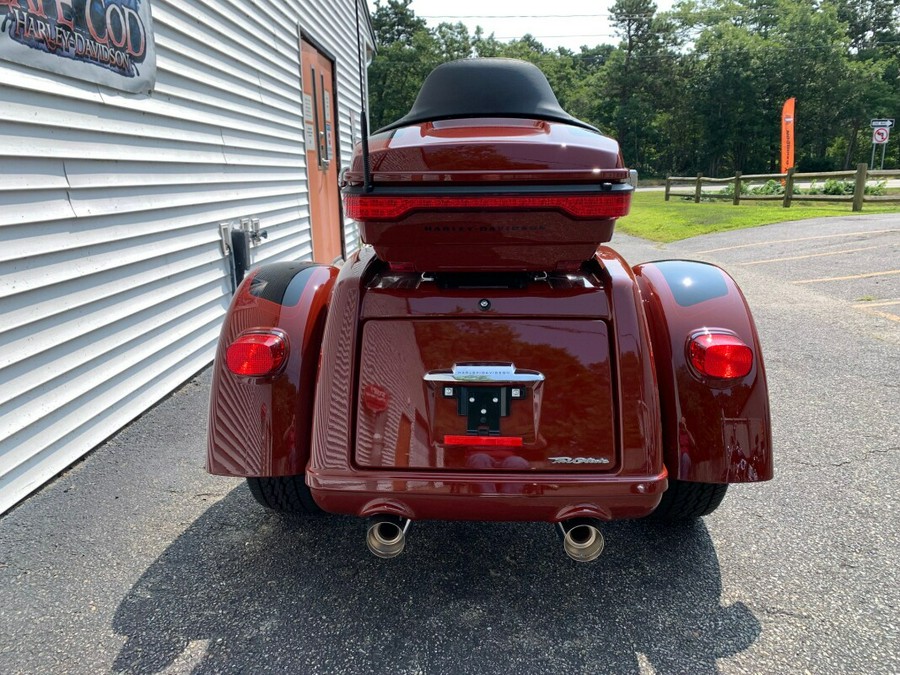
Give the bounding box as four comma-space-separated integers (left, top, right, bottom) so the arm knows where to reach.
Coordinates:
301, 38, 343, 264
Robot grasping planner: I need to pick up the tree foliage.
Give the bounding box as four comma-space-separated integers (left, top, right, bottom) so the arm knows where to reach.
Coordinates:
368, 0, 900, 174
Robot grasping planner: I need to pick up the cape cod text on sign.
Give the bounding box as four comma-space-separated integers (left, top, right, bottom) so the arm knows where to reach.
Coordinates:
0, 0, 155, 93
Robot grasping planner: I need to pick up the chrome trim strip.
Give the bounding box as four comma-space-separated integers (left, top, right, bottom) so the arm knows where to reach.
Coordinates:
424, 363, 545, 384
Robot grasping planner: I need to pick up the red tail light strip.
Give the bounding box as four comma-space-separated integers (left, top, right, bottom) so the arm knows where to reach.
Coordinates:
345, 193, 632, 221
444, 435, 524, 447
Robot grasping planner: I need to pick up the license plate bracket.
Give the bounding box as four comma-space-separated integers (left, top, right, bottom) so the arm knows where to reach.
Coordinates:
455, 385, 516, 435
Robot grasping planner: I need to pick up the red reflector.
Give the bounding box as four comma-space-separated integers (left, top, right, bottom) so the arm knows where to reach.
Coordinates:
689, 333, 753, 379
344, 192, 631, 221
444, 435, 523, 447
226, 332, 287, 377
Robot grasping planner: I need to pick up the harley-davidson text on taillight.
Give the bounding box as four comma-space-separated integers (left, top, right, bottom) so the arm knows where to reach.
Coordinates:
225, 330, 288, 377
688, 331, 753, 379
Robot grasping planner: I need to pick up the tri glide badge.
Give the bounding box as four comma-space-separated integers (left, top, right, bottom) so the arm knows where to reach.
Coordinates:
549, 457, 611, 465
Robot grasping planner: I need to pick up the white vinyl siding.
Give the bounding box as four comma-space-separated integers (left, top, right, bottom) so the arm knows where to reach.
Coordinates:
0, 0, 373, 514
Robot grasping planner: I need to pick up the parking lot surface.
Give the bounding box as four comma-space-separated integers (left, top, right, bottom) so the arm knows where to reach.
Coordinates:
1, 215, 898, 674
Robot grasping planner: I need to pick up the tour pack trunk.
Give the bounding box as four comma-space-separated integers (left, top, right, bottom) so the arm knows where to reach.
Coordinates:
343, 57, 633, 273
343, 117, 632, 272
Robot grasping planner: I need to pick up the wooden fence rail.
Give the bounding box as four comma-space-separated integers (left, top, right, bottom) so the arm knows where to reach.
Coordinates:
664, 164, 900, 211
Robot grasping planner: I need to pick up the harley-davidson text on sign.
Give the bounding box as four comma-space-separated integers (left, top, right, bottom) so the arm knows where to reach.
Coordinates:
0, 0, 156, 93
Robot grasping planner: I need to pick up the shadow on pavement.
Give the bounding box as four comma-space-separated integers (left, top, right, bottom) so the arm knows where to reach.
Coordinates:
113, 485, 759, 674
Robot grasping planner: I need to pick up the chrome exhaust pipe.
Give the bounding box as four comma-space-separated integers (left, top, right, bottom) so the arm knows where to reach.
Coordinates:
557, 519, 605, 562
366, 515, 411, 559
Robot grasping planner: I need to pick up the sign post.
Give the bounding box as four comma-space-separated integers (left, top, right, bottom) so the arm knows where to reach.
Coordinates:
870, 119, 895, 170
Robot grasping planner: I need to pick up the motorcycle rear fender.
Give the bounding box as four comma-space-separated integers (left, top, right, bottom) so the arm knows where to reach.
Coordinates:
634, 260, 773, 483
207, 262, 338, 477
306, 247, 668, 522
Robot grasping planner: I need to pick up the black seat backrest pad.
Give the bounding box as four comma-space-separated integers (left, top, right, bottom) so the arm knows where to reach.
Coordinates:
376, 58, 598, 133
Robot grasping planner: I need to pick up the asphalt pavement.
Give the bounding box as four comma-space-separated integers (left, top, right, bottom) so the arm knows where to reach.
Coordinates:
1, 215, 898, 674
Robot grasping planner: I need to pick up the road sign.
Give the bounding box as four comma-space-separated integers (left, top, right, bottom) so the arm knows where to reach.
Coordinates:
873, 127, 890, 144
870, 119, 894, 128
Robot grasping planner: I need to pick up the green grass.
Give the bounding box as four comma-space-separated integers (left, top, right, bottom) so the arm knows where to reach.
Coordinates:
617, 191, 900, 242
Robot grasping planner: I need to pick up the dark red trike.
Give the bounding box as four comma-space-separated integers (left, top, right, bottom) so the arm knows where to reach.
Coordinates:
207, 59, 772, 561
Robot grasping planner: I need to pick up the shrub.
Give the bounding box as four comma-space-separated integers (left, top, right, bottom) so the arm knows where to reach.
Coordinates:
749, 179, 784, 195
711, 177, 885, 201
719, 182, 748, 197
823, 178, 853, 195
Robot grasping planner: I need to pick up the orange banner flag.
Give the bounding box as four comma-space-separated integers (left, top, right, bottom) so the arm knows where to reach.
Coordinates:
781, 98, 796, 174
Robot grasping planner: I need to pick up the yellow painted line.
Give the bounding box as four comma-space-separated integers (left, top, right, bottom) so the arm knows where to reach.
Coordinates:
739, 244, 888, 265
853, 299, 900, 308
794, 269, 900, 284
857, 308, 900, 323
693, 229, 899, 254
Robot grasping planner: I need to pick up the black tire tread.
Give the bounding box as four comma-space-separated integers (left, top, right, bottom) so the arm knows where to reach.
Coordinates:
246, 475, 322, 516
648, 479, 728, 522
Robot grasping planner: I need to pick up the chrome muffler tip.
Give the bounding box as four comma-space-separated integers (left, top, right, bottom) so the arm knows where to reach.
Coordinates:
366, 516, 411, 559
558, 519, 605, 562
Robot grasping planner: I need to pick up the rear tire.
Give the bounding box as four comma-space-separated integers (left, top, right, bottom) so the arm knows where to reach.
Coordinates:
648, 479, 728, 522
246, 475, 323, 516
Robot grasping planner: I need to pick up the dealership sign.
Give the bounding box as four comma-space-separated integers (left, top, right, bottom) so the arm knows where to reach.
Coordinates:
0, 0, 156, 93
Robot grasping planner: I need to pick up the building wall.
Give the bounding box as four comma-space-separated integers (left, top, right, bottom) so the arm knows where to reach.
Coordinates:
0, 0, 373, 514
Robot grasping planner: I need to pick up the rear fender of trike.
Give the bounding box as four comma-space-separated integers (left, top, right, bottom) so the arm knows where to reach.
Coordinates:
634, 260, 773, 484
207, 262, 338, 476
